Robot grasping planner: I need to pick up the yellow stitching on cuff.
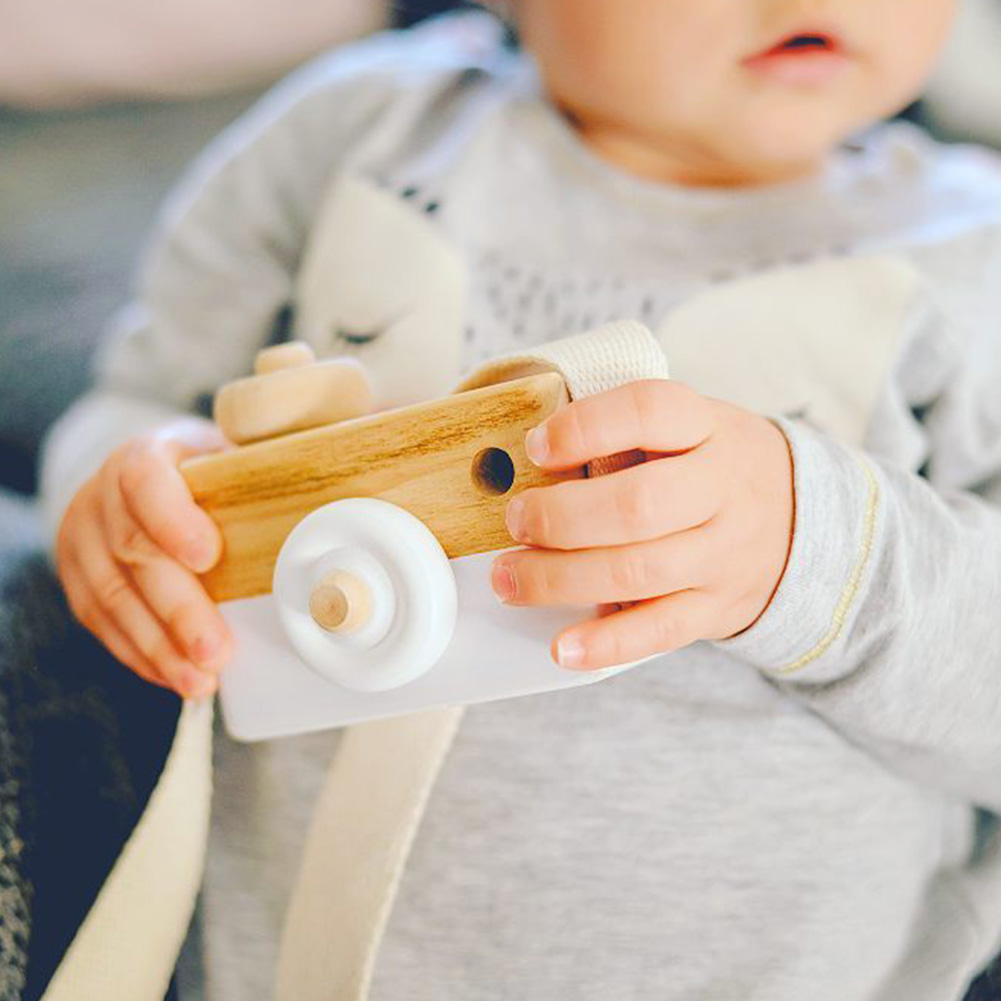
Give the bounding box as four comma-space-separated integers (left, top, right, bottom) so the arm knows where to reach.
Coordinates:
775, 456, 880, 676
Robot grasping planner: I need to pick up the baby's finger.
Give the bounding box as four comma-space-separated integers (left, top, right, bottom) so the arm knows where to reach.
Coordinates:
552, 588, 715, 671
492, 526, 710, 606
102, 470, 231, 671
129, 554, 232, 673
506, 445, 720, 549
116, 438, 222, 574
75, 507, 216, 697
525, 380, 714, 470
102, 456, 168, 566
61, 553, 169, 689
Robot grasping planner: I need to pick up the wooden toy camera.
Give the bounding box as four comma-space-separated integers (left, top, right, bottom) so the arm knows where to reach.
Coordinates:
179, 341, 635, 741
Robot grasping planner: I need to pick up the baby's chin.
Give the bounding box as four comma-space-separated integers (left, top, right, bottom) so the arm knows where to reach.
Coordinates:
706, 105, 875, 186
565, 88, 889, 189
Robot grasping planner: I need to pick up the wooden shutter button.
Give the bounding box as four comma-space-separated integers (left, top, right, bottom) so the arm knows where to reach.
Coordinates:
213, 340, 372, 445
254, 341, 318, 375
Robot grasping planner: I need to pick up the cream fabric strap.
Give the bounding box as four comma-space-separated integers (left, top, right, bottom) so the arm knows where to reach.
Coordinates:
275, 320, 669, 1001
40, 320, 668, 1001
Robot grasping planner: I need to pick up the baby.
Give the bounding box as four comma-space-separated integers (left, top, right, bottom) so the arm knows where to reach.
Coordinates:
42, 0, 1001, 998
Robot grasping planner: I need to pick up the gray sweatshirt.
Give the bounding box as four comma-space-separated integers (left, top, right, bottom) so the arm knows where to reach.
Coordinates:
40, 14, 1001, 1001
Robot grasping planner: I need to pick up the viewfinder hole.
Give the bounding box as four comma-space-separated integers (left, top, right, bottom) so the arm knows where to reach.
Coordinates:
472, 447, 515, 496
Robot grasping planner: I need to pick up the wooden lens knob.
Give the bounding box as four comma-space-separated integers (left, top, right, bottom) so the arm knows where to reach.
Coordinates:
309, 570, 372, 634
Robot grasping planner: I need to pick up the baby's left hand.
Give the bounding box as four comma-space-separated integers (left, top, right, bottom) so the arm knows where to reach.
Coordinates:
491, 380, 795, 670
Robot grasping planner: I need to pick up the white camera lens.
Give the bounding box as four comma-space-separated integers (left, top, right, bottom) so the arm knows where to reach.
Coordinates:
273, 498, 457, 692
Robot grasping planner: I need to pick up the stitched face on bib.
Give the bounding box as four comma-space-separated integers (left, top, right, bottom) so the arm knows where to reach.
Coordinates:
292, 174, 468, 409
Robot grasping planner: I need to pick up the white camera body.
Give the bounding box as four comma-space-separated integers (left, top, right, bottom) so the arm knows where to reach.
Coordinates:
218, 498, 635, 742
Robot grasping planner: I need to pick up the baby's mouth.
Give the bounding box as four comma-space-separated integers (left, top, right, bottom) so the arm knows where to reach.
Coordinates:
764, 32, 841, 57
743, 29, 851, 84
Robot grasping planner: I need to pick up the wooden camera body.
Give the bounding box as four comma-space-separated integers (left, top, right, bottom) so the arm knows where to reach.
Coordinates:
179, 343, 632, 741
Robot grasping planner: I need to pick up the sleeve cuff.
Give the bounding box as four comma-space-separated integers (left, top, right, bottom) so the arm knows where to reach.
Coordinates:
709, 415, 882, 683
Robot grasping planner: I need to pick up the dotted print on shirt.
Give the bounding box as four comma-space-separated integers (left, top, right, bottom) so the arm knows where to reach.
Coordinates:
460, 246, 716, 371
374, 183, 859, 373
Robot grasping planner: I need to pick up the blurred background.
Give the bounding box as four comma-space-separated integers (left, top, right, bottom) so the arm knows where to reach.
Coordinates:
0, 0, 1000, 547
1, 1, 1001, 998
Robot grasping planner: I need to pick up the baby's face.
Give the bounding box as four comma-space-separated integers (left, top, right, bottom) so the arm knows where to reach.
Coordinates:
515, 0, 957, 186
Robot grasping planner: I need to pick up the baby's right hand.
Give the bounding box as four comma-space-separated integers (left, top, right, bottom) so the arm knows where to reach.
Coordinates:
55, 418, 233, 699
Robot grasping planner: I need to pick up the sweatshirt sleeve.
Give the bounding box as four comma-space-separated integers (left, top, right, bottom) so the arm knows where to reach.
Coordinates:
37, 21, 475, 544
710, 270, 1001, 811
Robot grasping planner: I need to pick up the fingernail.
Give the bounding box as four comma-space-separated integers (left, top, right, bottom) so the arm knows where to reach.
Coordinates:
525, 425, 549, 466
492, 562, 516, 602
557, 636, 587, 670
191, 629, 225, 667
505, 498, 526, 541
184, 538, 214, 573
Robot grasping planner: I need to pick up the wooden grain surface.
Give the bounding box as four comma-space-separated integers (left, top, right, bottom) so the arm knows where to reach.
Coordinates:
180, 372, 577, 602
